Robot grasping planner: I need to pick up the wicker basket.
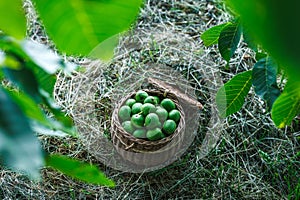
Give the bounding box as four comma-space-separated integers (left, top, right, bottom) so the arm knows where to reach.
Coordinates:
111, 78, 203, 167
111, 88, 186, 166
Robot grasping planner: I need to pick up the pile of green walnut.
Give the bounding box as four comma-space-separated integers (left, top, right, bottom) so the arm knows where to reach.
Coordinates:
118, 90, 181, 141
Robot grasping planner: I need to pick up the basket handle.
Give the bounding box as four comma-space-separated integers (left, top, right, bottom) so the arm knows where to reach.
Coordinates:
147, 77, 203, 109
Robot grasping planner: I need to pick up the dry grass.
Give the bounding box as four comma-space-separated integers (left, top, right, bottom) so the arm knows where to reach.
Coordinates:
1, 0, 299, 199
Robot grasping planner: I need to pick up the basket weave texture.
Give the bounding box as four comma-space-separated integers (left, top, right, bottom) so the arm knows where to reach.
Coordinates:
111, 89, 186, 165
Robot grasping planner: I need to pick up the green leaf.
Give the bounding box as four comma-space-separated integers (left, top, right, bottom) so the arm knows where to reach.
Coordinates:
252, 57, 281, 109
37, 89, 77, 137
31, 124, 68, 137
20, 40, 77, 74
0, 38, 75, 75
21, 40, 60, 74
1, 38, 63, 101
2, 67, 42, 103
0, 51, 5, 64
41, 91, 74, 128
218, 22, 242, 62
0, 69, 3, 81
1, 37, 76, 134
201, 23, 230, 46
0, 1, 26, 39
0, 36, 24, 56
5, 89, 76, 136
1, 54, 22, 70
32, 67, 56, 97
46, 154, 115, 187
0, 86, 44, 180
6, 89, 49, 127
226, 0, 300, 89
5, 83, 77, 137
271, 81, 300, 128
32, 0, 142, 58
88, 34, 119, 61
255, 52, 268, 61
242, 26, 257, 51
216, 70, 252, 117
7, 39, 74, 96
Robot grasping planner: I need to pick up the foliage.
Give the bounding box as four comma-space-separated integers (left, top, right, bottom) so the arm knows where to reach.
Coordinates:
200, 22, 230, 46
0, 0, 142, 185
46, 154, 115, 187
33, 0, 142, 60
216, 70, 252, 118
0, 1, 26, 39
271, 82, 300, 128
226, 0, 300, 88
0, 87, 43, 180
218, 21, 242, 64
252, 57, 280, 109
201, 2, 300, 127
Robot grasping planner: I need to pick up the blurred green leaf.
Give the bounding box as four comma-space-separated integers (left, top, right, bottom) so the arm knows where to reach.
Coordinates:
88, 34, 119, 61
5, 89, 76, 137
0, 36, 24, 56
0, 86, 44, 180
31, 124, 68, 137
6, 89, 49, 126
0, 38, 57, 100
218, 22, 242, 63
20, 40, 77, 74
0, 1, 26, 39
1, 38, 76, 136
201, 22, 230, 46
2, 67, 42, 103
46, 154, 115, 187
1, 54, 22, 70
252, 57, 280, 109
41, 91, 74, 128
255, 52, 268, 61
226, 0, 300, 89
21, 40, 62, 74
33, 0, 143, 58
216, 70, 252, 117
242, 26, 257, 51
0, 37, 76, 74
32, 67, 56, 97
0, 51, 5, 64
0, 69, 3, 80
271, 81, 300, 128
